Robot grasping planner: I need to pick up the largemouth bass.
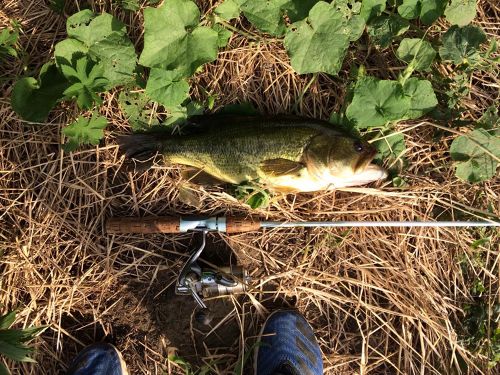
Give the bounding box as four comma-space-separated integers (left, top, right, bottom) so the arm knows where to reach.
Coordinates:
119, 116, 387, 192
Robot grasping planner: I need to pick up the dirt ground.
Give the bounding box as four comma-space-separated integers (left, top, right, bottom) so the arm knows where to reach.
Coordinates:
1, 1, 499, 374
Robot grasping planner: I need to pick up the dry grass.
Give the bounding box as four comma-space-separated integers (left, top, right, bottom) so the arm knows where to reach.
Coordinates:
1, 0, 499, 374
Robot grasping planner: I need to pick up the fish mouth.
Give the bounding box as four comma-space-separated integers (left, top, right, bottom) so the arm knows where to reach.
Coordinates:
354, 146, 378, 172
345, 164, 388, 186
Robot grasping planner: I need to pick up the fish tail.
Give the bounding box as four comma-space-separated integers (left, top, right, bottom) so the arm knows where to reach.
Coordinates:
117, 133, 167, 170
117, 133, 164, 159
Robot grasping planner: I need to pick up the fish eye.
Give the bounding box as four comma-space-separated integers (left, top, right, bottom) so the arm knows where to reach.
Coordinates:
353, 140, 364, 153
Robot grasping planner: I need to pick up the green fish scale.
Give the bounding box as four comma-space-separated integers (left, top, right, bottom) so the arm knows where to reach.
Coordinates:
161, 124, 320, 183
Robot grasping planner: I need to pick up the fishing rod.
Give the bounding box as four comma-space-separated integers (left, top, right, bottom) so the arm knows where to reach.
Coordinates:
106, 215, 500, 234
105, 215, 498, 324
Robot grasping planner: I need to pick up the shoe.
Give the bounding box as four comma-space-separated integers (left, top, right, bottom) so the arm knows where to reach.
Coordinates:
66, 343, 128, 375
254, 310, 323, 375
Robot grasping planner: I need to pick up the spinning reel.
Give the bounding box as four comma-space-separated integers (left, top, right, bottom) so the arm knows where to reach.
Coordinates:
175, 230, 251, 325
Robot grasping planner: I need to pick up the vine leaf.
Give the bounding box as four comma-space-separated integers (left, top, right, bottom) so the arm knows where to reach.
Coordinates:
11, 62, 70, 122
60, 56, 109, 109
63, 115, 108, 151
284, 1, 365, 75
397, 38, 436, 71
444, 0, 476, 27
450, 129, 500, 183
139, 0, 218, 77
118, 90, 160, 131
285, 0, 322, 22
360, 0, 386, 22
398, 0, 446, 25
367, 14, 410, 48
145, 68, 190, 108
346, 77, 409, 128
115, 0, 140, 11
55, 10, 137, 88
439, 25, 487, 66
346, 76, 437, 128
215, 0, 243, 21
239, 0, 321, 36
212, 24, 232, 48
0, 27, 19, 59
402, 78, 438, 119
372, 130, 407, 170
240, 0, 290, 36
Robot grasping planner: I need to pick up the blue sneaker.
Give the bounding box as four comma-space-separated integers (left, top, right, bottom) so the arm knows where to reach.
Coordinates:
66, 343, 128, 375
254, 310, 323, 375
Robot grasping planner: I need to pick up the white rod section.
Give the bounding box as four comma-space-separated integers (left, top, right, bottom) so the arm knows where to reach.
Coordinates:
261, 221, 500, 228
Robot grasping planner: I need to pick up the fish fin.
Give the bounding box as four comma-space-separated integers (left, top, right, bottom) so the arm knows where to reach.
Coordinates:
181, 168, 226, 186
260, 158, 305, 177
268, 186, 300, 194
117, 133, 164, 170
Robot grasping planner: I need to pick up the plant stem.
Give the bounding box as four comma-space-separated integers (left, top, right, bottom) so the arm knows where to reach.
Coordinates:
215, 17, 261, 42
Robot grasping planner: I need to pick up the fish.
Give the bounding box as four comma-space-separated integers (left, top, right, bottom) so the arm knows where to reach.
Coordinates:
118, 115, 387, 192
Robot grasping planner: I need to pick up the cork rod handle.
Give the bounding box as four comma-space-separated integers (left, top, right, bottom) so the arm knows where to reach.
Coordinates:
225, 216, 261, 233
106, 216, 181, 234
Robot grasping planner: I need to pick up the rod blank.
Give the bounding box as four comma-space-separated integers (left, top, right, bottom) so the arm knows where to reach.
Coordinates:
261, 221, 499, 228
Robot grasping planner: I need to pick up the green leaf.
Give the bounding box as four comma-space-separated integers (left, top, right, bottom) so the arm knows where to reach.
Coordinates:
0, 313, 44, 364
63, 115, 108, 151
60, 56, 108, 109
346, 77, 410, 128
115, 0, 140, 11
163, 102, 204, 126
145, 69, 190, 108
284, 1, 365, 75
212, 24, 232, 48
444, 0, 476, 26
49, 0, 66, 13
476, 106, 500, 132
346, 76, 437, 128
367, 14, 410, 48
398, 0, 446, 25
397, 38, 436, 71
439, 25, 487, 65
66, 10, 121, 45
246, 191, 270, 209
450, 129, 500, 183
241, 0, 290, 36
234, 184, 270, 209
0, 27, 19, 59
54, 10, 137, 88
11, 62, 70, 122
285, 0, 322, 22
0, 362, 9, 375
0, 311, 16, 330
402, 78, 438, 119
360, 0, 386, 22
118, 90, 160, 131
241, 0, 356, 37
0, 339, 34, 363
372, 130, 406, 167
139, 0, 218, 77
87, 33, 138, 87
215, 0, 242, 21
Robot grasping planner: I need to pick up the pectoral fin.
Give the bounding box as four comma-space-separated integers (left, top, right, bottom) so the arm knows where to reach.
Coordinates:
260, 158, 305, 177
